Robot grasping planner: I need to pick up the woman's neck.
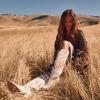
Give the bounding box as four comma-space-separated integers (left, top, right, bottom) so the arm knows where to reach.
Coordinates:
66, 30, 71, 36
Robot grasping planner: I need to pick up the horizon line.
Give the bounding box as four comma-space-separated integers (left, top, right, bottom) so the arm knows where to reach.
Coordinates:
0, 12, 100, 17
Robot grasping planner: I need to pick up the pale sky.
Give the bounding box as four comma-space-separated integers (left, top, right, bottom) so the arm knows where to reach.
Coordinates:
0, 0, 99, 16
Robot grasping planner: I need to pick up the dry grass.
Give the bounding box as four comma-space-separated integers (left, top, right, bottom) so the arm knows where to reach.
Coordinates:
0, 24, 100, 100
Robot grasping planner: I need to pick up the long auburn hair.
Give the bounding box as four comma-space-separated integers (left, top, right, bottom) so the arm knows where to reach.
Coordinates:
56, 9, 79, 50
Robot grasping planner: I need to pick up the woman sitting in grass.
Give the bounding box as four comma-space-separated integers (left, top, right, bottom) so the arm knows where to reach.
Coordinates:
51, 9, 89, 74
6, 9, 90, 97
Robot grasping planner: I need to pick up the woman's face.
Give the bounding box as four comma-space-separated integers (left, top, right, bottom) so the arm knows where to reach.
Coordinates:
65, 15, 73, 32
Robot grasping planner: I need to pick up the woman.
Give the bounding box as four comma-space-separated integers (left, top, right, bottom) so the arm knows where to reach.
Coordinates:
53, 9, 89, 71
6, 9, 90, 97
46, 9, 90, 88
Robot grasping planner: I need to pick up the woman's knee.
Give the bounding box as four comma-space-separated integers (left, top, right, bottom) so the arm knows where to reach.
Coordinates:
62, 40, 73, 49
62, 41, 69, 49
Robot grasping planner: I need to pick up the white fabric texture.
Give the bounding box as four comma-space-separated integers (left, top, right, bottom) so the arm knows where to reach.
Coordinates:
44, 48, 70, 89
7, 41, 73, 97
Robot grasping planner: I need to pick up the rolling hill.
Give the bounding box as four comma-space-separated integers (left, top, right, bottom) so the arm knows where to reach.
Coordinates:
0, 14, 99, 27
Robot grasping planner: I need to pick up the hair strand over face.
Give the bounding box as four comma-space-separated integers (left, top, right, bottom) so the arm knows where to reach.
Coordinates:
57, 9, 78, 50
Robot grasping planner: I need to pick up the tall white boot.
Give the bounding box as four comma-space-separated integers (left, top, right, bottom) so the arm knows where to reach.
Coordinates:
7, 73, 49, 97
44, 48, 70, 89
7, 81, 32, 97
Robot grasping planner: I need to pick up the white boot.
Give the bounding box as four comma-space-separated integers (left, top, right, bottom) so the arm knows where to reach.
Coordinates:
24, 73, 49, 91
44, 48, 70, 89
7, 81, 32, 97
7, 73, 49, 96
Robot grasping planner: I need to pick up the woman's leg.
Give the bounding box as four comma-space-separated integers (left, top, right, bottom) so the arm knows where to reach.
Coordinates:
7, 41, 73, 96
7, 73, 50, 96
44, 41, 73, 89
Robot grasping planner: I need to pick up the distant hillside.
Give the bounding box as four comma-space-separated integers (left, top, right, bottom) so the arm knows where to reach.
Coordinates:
0, 14, 99, 27
78, 15, 100, 26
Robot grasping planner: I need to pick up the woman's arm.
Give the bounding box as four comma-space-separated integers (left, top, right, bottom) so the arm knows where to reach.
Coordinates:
77, 30, 89, 54
53, 34, 60, 64
47, 34, 60, 73
75, 30, 90, 69
53, 48, 58, 64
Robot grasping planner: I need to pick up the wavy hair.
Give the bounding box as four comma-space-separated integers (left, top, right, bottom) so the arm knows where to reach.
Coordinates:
56, 9, 79, 50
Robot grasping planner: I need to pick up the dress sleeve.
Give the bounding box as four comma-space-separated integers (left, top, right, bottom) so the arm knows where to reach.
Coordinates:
77, 30, 89, 54
72, 30, 90, 71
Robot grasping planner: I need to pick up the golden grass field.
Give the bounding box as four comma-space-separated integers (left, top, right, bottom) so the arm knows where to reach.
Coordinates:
0, 15, 100, 100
